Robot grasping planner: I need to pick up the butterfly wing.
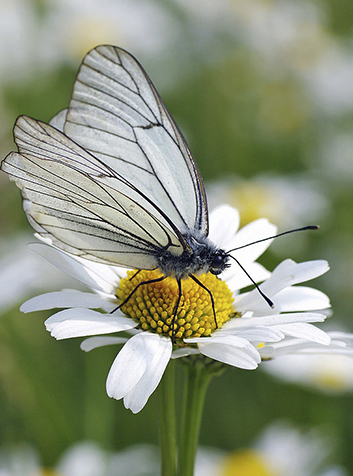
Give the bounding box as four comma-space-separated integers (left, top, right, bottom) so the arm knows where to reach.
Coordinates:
1, 45, 209, 270
63, 45, 208, 236
2, 115, 185, 269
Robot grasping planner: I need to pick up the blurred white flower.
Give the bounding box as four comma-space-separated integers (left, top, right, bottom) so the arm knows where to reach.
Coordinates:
0, 0, 41, 81
0, 0, 177, 82
0, 442, 160, 476
42, 0, 177, 62
0, 234, 79, 315
303, 47, 353, 115
196, 422, 347, 476
228, 0, 353, 118
320, 132, 353, 181
263, 331, 353, 393
0, 444, 40, 476
207, 174, 329, 229
0, 425, 347, 476
2, 0, 353, 129
57, 442, 159, 476
230, 0, 325, 67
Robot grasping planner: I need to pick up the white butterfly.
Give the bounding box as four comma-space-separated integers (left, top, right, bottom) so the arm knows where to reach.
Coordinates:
2, 45, 275, 317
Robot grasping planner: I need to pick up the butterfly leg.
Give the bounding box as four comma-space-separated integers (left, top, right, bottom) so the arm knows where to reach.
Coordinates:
189, 274, 218, 329
111, 275, 166, 314
170, 277, 183, 343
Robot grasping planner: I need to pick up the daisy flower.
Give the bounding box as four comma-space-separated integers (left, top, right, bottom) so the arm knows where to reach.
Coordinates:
20, 205, 332, 414
196, 421, 348, 476
207, 174, 329, 229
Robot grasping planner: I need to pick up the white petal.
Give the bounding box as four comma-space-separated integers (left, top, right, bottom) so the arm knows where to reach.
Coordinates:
234, 259, 330, 314
233, 288, 271, 314
21, 290, 114, 313
45, 308, 135, 339
123, 337, 172, 413
208, 205, 240, 247
186, 335, 260, 369
171, 347, 200, 359
327, 331, 353, 344
228, 219, 277, 263
271, 286, 330, 312
218, 325, 285, 343
28, 243, 121, 294
264, 259, 330, 293
258, 345, 276, 359
225, 262, 270, 290
224, 312, 326, 329
258, 338, 353, 361
199, 342, 260, 369
274, 323, 331, 345
106, 333, 167, 401
81, 336, 128, 351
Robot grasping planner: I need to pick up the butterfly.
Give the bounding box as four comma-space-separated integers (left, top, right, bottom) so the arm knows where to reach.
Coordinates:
2, 45, 281, 329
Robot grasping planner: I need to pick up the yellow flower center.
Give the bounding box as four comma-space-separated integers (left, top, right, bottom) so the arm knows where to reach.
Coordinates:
116, 269, 236, 342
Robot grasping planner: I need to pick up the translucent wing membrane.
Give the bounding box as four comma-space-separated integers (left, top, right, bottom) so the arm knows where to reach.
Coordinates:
3, 116, 184, 268
64, 45, 208, 235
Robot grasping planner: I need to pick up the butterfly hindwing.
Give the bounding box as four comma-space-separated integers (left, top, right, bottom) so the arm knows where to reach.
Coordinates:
2, 116, 184, 268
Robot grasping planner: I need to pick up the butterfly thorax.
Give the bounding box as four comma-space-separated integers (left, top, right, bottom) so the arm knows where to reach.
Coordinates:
156, 234, 230, 279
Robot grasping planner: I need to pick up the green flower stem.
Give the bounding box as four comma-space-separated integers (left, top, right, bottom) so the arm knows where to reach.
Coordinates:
177, 358, 220, 476
159, 360, 177, 476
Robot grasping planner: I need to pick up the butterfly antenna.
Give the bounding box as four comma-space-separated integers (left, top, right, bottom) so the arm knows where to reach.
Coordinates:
228, 254, 274, 308
227, 225, 319, 254
226, 225, 319, 308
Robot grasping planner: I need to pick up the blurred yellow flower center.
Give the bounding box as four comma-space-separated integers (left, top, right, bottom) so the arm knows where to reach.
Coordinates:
220, 449, 272, 476
231, 182, 277, 226
117, 269, 235, 341
41, 469, 62, 476
314, 371, 350, 392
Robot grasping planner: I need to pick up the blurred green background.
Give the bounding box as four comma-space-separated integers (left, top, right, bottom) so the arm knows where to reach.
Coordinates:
1, 0, 353, 473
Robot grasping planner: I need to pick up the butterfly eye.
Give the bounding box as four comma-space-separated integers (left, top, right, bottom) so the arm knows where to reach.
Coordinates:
209, 252, 228, 275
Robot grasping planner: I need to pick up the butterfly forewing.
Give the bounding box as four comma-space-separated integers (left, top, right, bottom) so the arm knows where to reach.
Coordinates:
64, 45, 208, 236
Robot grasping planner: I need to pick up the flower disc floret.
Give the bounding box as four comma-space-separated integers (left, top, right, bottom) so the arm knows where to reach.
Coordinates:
117, 269, 235, 340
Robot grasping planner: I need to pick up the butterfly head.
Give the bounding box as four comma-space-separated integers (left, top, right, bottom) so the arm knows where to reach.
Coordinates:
209, 249, 230, 275
186, 236, 231, 277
